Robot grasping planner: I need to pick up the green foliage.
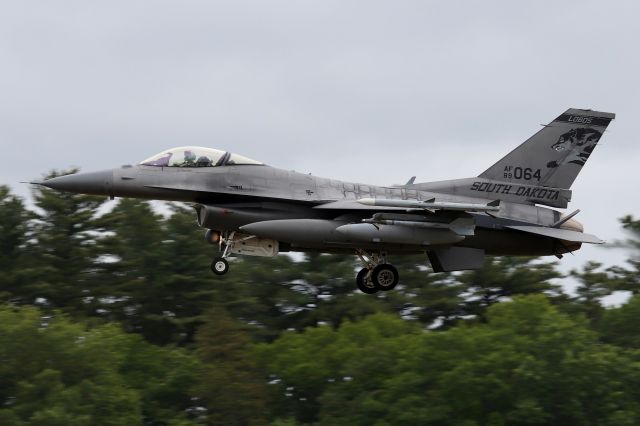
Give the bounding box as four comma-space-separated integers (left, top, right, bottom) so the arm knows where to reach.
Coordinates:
569, 261, 617, 322
600, 294, 640, 348
217, 253, 395, 342
620, 215, 640, 252
457, 256, 563, 321
387, 254, 466, 326
0, 186, 33, 304
257, 296, 640, 426
27, 170, 108, 315
0, 305, 200, 425
254, 314, 421, 423
193, 307, 269, 425
94, 200, 216, 344
605, 215, 640, 295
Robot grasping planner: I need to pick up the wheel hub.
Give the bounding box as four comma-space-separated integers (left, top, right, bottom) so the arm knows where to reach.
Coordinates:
377, 270, 395, 287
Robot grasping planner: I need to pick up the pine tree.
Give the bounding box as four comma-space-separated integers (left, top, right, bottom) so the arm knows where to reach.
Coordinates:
456, 256, 563, 321
27, 171, 108, 315
607, 215, 640, 294
0, 186, 32, 304
193, 306, 268, 426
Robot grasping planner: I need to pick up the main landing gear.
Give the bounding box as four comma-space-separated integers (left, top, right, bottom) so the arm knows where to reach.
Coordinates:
355, 249, 399, 294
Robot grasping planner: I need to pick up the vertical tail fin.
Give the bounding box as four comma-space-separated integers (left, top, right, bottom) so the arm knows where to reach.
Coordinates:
479, 108, 615, 189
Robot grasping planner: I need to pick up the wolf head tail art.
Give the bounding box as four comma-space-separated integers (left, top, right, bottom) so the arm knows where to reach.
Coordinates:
547, 128, 603, 168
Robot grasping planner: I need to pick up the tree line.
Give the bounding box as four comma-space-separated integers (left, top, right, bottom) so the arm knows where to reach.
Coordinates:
1, 175, 640, 425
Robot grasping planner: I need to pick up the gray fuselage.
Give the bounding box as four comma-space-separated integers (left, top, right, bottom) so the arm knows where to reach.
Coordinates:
90, 163, 577, 257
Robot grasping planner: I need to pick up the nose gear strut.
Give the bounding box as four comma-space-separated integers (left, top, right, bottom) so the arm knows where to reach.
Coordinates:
209, 230, 239, 276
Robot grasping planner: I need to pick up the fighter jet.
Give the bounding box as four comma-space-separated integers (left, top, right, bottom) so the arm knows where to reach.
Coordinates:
37, 108, 614, 294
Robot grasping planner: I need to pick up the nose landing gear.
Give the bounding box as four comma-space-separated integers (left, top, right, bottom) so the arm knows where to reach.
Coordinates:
207, 230, 234, 276
355, 249, 399, 294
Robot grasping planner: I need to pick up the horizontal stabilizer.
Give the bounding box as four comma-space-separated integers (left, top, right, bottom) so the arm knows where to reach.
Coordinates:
506, 225, 603, 244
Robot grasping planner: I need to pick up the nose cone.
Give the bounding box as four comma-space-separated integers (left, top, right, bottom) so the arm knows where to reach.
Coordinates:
41, 169, 114, 196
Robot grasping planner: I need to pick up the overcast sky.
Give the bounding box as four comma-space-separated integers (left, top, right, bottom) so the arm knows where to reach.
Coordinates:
2, 1, 639, 281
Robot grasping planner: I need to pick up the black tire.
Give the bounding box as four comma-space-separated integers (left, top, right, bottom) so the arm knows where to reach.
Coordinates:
356, 268, 378, 294
372, 264, 399, 291
211, 257, 229, 276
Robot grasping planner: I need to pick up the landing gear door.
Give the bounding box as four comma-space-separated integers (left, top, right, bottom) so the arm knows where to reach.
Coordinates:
229, 233, 279, 257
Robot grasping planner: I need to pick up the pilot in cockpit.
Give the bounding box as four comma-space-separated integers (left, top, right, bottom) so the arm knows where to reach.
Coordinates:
182, 150, 197, 167
140, 146, 263, 168
196, 156, 212, 167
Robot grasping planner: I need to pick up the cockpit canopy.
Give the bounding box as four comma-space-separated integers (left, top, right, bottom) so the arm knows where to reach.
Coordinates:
139, 146, 263, 168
